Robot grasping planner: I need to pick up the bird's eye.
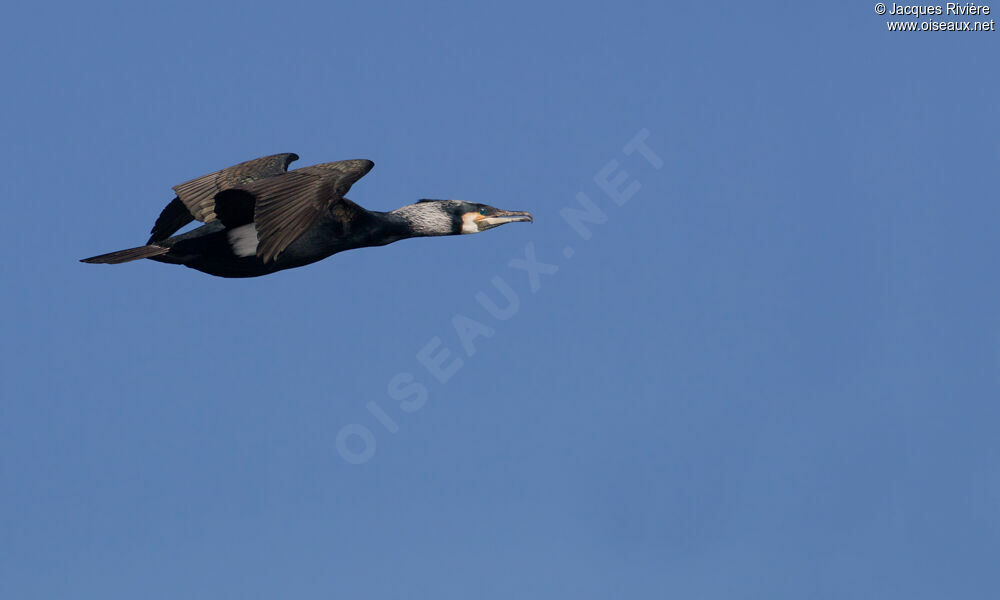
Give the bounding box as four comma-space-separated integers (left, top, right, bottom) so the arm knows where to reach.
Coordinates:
479, 208, 488, 215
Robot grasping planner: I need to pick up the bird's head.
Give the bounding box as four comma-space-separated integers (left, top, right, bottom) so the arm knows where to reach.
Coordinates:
394, 200, 533, 236
448, 200, 534, 234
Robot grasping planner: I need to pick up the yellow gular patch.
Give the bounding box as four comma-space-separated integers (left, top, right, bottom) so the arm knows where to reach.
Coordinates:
461, 212, 482, 234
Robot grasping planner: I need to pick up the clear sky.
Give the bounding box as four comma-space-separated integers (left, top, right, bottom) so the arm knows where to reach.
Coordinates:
2, 1, 998, 598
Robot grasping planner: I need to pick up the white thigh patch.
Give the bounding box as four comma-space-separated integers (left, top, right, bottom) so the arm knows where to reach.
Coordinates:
227, 224, 259, 257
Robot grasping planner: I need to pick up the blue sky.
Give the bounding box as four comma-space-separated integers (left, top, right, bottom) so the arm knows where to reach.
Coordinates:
2, 1, 998, 598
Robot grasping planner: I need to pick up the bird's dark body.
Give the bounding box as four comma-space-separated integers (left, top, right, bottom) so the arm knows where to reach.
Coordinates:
81, 154, 532, 278
152, 200, 415, 278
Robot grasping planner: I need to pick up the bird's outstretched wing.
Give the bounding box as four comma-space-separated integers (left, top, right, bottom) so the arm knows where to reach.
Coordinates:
171, 153, 300, 224
240, 159, 374, 263
148, 197, 197, 243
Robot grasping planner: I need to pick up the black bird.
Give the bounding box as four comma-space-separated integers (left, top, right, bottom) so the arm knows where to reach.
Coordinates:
81, 154, 533, 278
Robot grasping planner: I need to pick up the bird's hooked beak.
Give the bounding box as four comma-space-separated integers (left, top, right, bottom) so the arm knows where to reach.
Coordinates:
476, 209, 534, 231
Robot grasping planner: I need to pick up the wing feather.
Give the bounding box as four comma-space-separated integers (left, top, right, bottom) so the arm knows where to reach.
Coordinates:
244, 159, 374, 263
171, 153, 299, 223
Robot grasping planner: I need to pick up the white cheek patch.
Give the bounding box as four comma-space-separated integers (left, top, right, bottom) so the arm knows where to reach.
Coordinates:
461, 213, 481, 234
227, 224, 259, 257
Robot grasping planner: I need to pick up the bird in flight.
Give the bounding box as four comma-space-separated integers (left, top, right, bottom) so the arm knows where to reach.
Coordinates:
81, 153, 533, 278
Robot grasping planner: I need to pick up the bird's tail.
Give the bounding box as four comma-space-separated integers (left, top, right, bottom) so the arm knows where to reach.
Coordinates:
80, 244, 170, 264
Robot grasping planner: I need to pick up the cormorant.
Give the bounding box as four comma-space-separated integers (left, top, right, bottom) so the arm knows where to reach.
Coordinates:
81, 153, 533, 278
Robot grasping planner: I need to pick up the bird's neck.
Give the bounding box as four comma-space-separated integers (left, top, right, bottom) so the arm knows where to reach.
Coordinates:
377, 203, 456, 239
